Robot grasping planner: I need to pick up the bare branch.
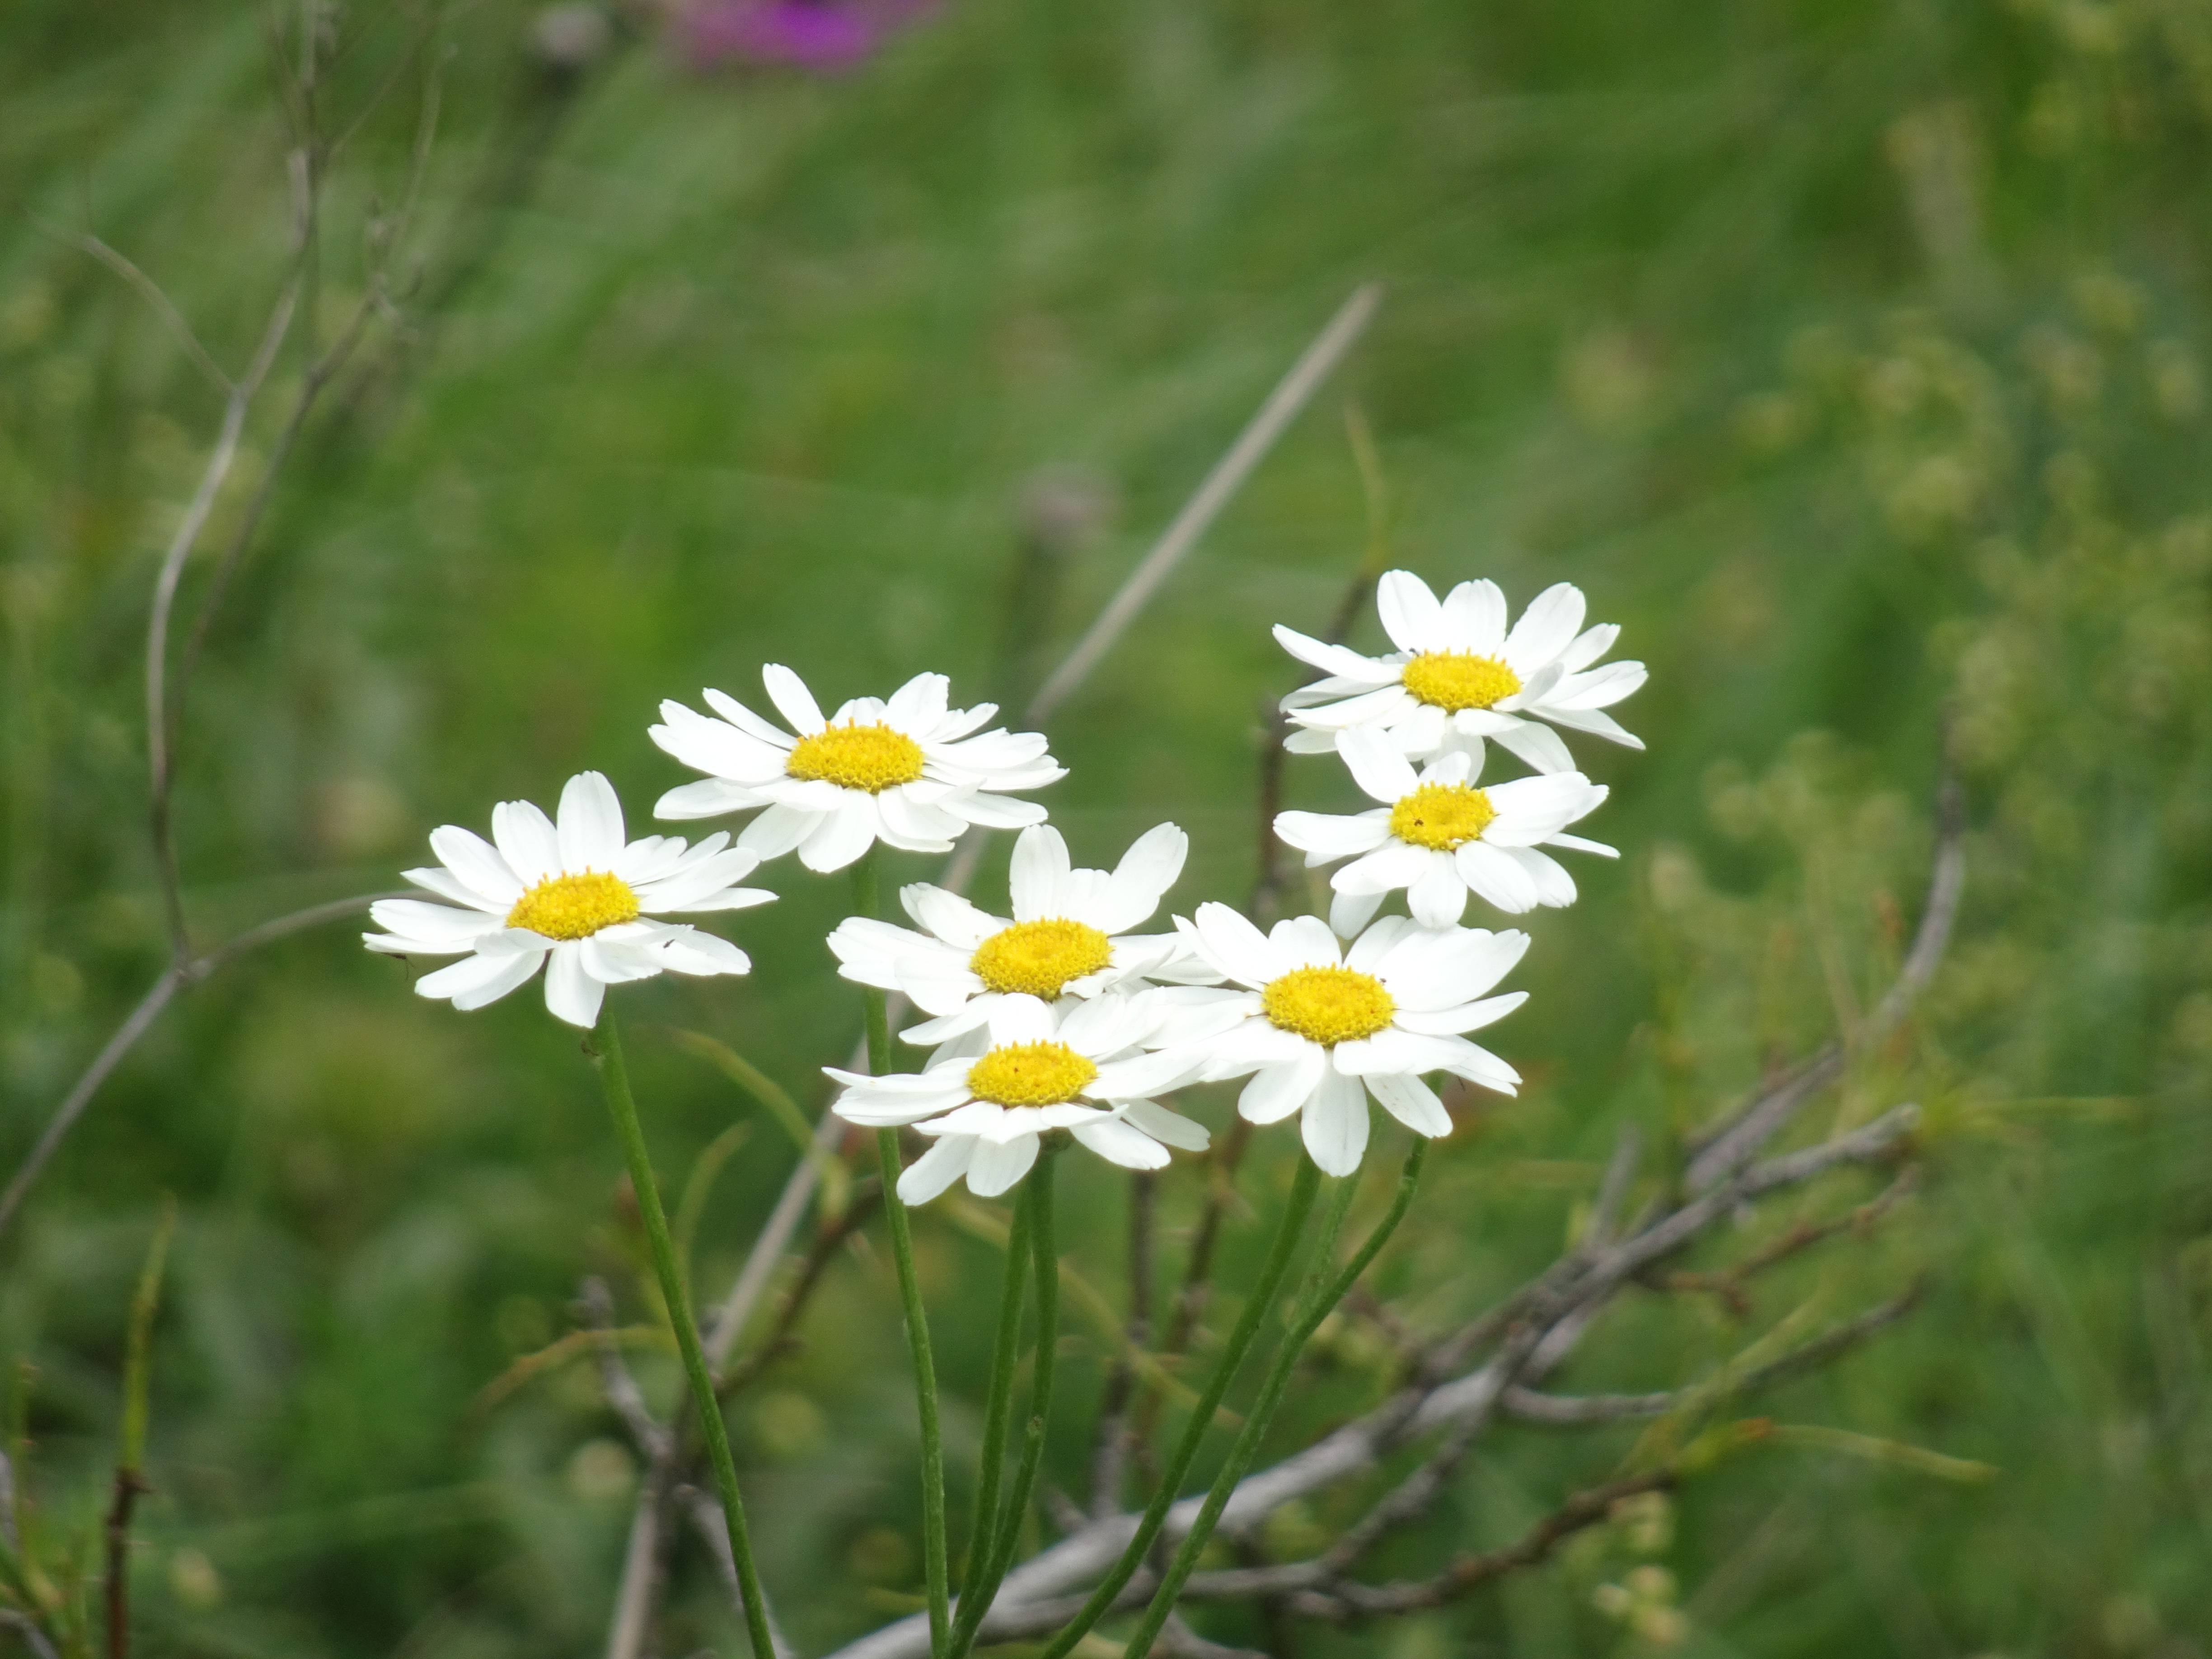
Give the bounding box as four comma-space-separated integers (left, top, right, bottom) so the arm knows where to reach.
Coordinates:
1284, 1471, 1677, 1620
54, 228, 233, 394
1682, 1046, 1843, 1197
1502, 1286, 1924, 1425
817, 1101, 1921, 1659
0, 891, 393, 1241
1026, 285, 1382, 726
1584, 1124, 1644, 1251
1651, 1169, 1917, 1308
579, 1278, 669, 1463
145, 279, 300, 958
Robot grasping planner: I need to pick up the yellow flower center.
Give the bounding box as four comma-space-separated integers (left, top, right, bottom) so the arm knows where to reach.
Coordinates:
967, 1041, 1099, 1108
1401, 650, 1522, 712
1388, 782, 1498, 850
785, 722, 926, 793
1262, 965, 1396, 1047
970, 919, 1115, 999
506, 870, 640, 940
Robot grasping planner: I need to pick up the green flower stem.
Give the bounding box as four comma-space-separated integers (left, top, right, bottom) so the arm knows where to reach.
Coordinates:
1117, 1139, 1430, 1659
588, 1008, 778, 1659
960, 1181, 1035, 1599
854, 848, 950, 1658
1035, 1154, 1324, 1659
949, 1139, 1063, 1659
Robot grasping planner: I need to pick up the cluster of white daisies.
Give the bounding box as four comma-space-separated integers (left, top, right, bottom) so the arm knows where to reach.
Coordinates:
365, 572, 1643, 1197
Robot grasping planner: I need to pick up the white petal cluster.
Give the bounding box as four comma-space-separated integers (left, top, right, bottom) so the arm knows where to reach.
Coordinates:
828, 994, 1208, 1202
651, 665, 1064, 873
1276, 571, 1645, 772
1277, 728, 1615, 934
825, 823, 1210, 1045
1163, 907, 1525, 1176
364, 772, 769, 1028
371, 577, 1640, 1183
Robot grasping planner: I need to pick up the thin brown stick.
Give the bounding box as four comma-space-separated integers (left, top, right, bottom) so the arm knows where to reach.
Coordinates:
1287, 1471, 1678, 1619
103, 1470, 145, 1659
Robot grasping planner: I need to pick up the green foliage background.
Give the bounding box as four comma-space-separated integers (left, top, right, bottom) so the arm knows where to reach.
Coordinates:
4, 0, 2212, 1654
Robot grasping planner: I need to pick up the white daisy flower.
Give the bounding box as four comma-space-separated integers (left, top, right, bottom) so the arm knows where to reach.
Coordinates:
1275, 570, 1646, 773
826, 993, 1209, 1203
1275, 727, 1615, 933
648, 666, 1064, 874
1167, 904, 1527, 1177
825, 822, 1214, 1046
365, 771, 770, 1029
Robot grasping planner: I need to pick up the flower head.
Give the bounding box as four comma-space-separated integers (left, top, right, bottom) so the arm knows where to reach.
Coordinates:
680, 0, 937, 72
366, 772, 769, 1028
1167, 904, 1527, 1176
827, 993, 1208, 1202
1275, 727, 1614, 933
826, 822, 1212, 1044
651, 665, 1064, 873
1275, 571, 1645, 772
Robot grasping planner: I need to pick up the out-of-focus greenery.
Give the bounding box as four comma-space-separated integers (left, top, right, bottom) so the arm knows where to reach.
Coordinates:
4, 0, 2212, 1654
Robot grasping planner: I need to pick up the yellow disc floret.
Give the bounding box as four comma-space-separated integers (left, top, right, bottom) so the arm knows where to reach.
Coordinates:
1401, 651, 1522, 712
970, 919, 1115, 998
506, 870, 640, 940
1262, 965, 1396, 1047
967, 1041, 1099, 1107
1388, 782, 1498, 850
785, 722, 927, 793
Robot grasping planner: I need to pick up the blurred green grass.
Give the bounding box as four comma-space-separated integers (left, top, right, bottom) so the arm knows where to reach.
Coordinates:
3, 0, 2211, 1654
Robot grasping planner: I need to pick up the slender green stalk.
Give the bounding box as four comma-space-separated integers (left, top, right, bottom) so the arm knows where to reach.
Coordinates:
960, 1181, 1035, 1598
855, 848, 950, 1658
1117, 1139, 1430, 1659
1035, 1155, 1323, 1659
588, 1008, 778, 1659
950, 1141, 1063, 1659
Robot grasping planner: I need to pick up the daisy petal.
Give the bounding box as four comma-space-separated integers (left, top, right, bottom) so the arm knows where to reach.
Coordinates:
1489, 719, 1578, 776
1009, 825, 1072, 920
1367, 1072, 1452, 1137
1092, 822, 1188, 934
798, 795, 879, 872
430, 825, 525, 905
1071, 1118, 1171, 1170
555, 773, 626, 871
1239, 1056, 1325, 1124
1124, 1098, 1211, 1151
1376, 570, 1449, 652
1455, 842, 1541, 914
896, 1137, 974, 1205
543, 944, 606, 1028
1503, 582, 1586, 672
760, 664, 825, 733
1302, 1069, 1370, 1176
965, 1134, 1041, 1197
1339, 726, 1422, 804
1440, 578, 1508, 653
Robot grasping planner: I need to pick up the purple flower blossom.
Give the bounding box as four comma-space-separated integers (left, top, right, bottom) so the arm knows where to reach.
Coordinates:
682, 0, 938, 72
